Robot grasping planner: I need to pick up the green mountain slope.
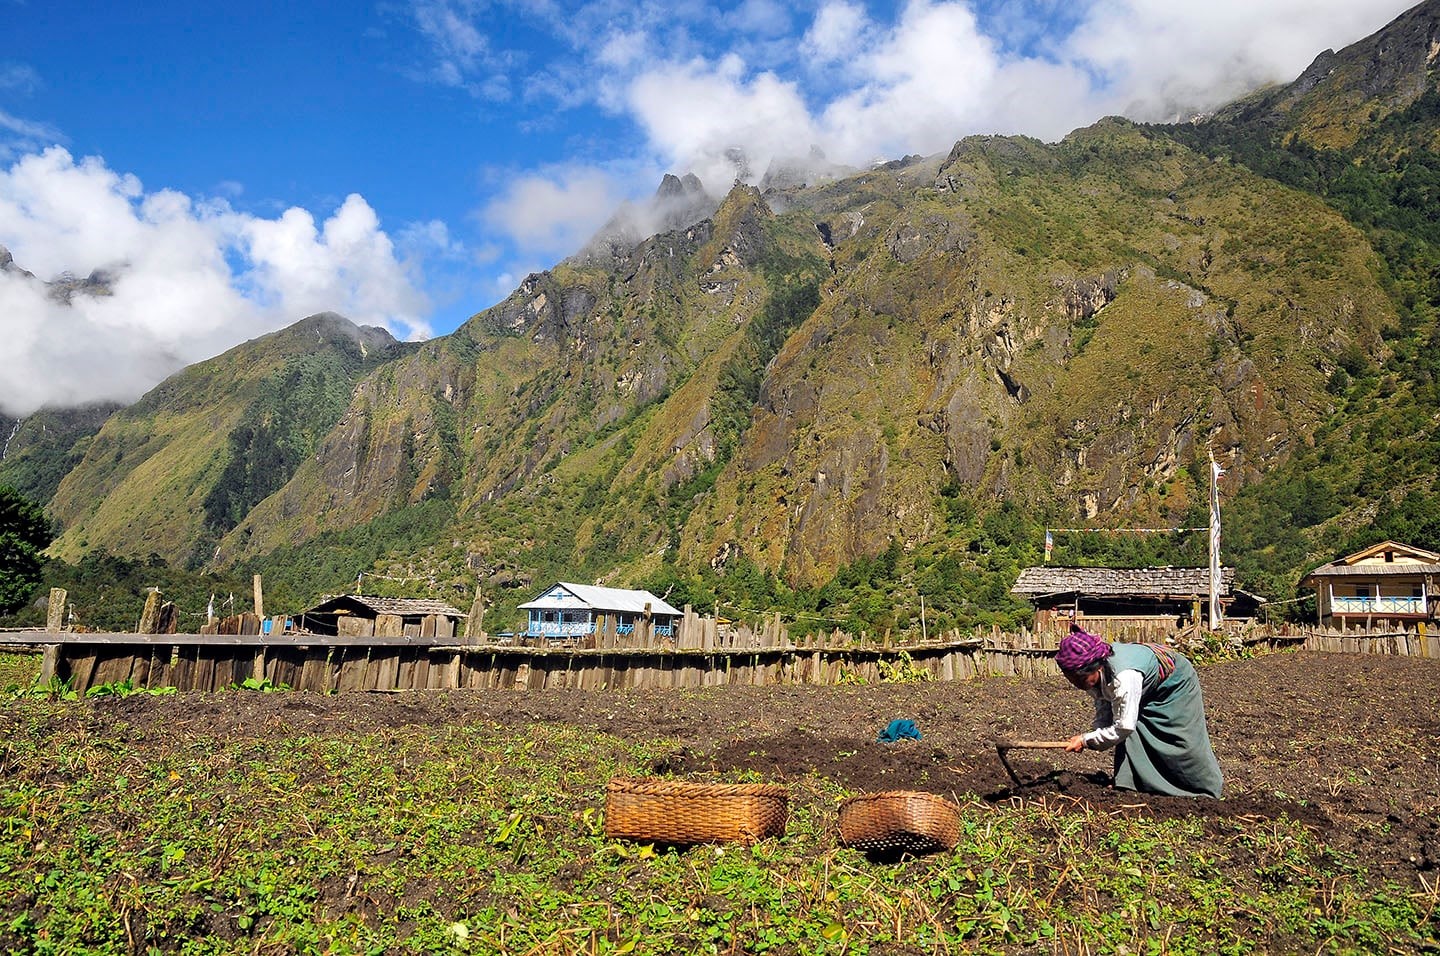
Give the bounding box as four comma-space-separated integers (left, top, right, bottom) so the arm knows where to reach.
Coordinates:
46, 313, 406, 568
1157, 0, 1440, 599
0, 404, 120, 505
229, 122, 1394, 622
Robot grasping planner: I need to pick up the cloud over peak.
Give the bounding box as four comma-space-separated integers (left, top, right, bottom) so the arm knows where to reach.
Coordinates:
0, 148, 432, 416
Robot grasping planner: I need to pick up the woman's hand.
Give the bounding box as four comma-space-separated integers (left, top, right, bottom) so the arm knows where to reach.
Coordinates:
1064, 734, 1087, 753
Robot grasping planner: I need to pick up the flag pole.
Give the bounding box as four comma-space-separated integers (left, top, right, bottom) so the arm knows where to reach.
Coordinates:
1208, 455, 1224, 630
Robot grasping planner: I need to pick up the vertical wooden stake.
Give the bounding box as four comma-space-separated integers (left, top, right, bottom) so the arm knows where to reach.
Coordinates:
252, 574, 265, 620
40, 643, 59, 683
46, 588, 67, 633
466, 585, 485, 645
138, 588, 162, 634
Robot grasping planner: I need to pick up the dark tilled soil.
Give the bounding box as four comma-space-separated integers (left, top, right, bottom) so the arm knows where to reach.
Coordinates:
61, 651, 1440, 883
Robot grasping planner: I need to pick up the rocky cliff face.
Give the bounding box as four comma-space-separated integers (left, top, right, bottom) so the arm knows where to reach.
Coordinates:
190, 118, 1393, 590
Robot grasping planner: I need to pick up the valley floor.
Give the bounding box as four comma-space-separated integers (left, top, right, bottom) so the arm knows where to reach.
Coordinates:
3, 649, 1437, 953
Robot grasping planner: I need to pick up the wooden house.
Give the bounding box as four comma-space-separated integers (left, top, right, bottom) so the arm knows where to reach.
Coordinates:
1300, 541, 1440, 627
518, 583, 683, 643
1011, 566, 1263, 635
298, 595, 465, 639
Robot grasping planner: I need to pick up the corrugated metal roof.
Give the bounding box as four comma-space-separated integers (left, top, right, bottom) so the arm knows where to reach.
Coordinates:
307, 595, 464, 617
1011, 566, 1235, 597
1302, 563, 1440, 579
518, 582, 683, 616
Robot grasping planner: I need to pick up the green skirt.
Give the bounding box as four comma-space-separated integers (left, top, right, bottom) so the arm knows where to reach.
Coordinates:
1112, 652, 1223, 798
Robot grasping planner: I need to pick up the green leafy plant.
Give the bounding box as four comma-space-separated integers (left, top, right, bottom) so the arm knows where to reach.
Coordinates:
234, 676, 290, 693
877, 650, 933, 684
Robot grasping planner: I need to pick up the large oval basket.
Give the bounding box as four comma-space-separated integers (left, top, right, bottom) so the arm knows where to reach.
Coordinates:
604, 778, 789, 845
838, 790, 962, 855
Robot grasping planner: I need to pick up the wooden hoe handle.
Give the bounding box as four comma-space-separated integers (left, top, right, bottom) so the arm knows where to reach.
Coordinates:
996, 739, 1070, 750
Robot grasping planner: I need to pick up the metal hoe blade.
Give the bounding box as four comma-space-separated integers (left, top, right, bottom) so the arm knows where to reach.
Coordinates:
996, 745, 1026, 788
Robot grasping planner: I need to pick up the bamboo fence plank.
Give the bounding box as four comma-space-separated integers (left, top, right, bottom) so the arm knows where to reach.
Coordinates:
208, 652, 237, 689
270, 649, 302, 690
129, 650, 151, 689
396, 650, 418, 690
193, 649, 218, 691
147, 646, 176, 690
170, 648, 198, 693
371, 651, 401, 691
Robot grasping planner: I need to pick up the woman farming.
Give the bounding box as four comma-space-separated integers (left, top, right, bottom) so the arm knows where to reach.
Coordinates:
1058, 625, 1223, 798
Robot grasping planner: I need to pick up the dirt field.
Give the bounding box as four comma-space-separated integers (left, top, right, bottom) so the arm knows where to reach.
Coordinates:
76, 649, 1440, 889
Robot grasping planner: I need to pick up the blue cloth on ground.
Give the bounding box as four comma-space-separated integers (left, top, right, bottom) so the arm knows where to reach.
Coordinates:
878, 719, 922, 743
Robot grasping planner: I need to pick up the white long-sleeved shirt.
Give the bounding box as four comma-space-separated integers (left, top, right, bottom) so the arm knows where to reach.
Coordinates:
1081, 668, 1143, 750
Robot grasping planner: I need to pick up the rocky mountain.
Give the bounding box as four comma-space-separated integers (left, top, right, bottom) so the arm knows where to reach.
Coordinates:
19, 0, 1440, 632
1208, 0, 1440, 148
44, 313, 406, 568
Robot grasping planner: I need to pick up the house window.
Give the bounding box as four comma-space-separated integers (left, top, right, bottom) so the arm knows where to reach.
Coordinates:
1385, 551, 1394, 563
1353, 586, 1368, 598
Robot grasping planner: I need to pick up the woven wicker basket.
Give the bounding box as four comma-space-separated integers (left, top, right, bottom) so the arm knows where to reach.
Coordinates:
604, 778, 789, 845
838, 790, 962, 855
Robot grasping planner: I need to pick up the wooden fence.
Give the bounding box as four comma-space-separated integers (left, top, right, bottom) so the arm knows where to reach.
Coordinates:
1258, 621, 1438, 657
1, 630, 1064, 695
0, 619, 1432, 696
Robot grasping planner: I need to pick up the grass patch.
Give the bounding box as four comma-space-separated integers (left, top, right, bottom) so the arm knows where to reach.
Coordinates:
0, 652, 41, 690
0, 701, 1432, 954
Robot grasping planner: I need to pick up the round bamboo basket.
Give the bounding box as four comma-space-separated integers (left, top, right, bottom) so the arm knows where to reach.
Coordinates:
838, 790, 961, 855
604, 778, 789, 845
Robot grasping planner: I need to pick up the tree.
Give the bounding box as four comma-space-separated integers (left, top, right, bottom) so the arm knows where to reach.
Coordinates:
0, 486, 53, 614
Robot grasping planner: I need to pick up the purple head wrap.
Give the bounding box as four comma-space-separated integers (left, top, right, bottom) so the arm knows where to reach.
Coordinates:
1055, 625, 1111, 673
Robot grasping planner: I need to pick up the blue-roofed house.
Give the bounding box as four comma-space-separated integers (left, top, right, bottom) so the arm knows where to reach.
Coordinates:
517, 582, 683, 643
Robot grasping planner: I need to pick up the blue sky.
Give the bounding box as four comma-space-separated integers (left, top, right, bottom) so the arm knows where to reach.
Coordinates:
0, 0, 1418, 415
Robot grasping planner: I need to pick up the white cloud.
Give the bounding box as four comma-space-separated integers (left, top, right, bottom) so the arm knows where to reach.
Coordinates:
0, 108, 64, 163
0, 147, 434, 416
1063, 0, 1415, 123
801, 2, 870, 65
481, 166, 624, 259
627, 55, 817, 187
409, 0, 499, 90
0, 63, 41, 95
731, 0, 792, 37
820, 1, 999, 163
598, 29, 648, 70
622, 0, 1418, 181
415, 0, 1416, 307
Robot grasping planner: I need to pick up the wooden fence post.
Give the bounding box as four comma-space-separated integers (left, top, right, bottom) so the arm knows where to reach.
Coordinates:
466, 586, 485, 644
46, 588, 66, 633
138, 588, 162, 634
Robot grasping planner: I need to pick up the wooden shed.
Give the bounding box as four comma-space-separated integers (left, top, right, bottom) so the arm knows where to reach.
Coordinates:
1011, 566, 1264, 637
297, 595, 465, 639
1300, 540, 1440, 627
